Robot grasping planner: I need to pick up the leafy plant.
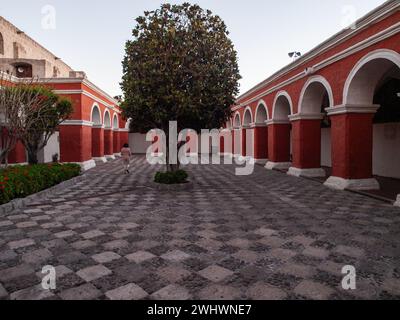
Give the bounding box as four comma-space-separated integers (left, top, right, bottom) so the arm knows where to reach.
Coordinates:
154, 170, 189, 184
0, 163, 81, 205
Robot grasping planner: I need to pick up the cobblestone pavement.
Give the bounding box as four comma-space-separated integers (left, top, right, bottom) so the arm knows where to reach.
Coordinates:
1, 156, 400, 300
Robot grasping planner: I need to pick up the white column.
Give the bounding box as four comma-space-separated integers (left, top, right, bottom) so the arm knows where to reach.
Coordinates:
395, 195, 400, 207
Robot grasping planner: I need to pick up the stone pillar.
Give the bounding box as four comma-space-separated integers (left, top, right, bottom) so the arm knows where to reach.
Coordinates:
113, 129, 120, 155
233, 128, 241, 157
324, 105, 380, 190
252, 123, 268, 164
92, 124, 106, 163
119, 129, 129, 152
265, 120, 291, 170
8, 140, 26, 164
287, 114, 326, 178
104, 128, 114, 160
59, 120, 95, 171
241, 127, 247, 157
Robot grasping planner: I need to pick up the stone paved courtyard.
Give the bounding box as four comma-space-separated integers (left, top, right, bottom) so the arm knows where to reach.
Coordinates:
1, 156, 400, 300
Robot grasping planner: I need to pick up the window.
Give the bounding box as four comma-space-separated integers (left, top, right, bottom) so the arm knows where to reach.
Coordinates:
13, 63, 33, 78
0, 33, 4, 55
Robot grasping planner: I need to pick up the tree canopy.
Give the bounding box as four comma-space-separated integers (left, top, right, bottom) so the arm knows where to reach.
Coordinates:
121, 2, 241, 134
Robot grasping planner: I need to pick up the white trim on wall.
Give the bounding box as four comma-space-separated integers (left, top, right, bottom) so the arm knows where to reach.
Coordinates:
242, 106, 253, 126
342, 49, 400, 104
298, 75, 334, 114
272, 91, 293, 120
236, 1, 400, 103
255, 99, 270, 123
233, 22, 400, 111
60, 120, 94, 127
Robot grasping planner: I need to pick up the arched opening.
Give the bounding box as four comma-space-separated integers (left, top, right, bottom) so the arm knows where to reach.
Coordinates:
266, 92, 292, 169
242, 108, 253, 158
254, 102, 269, 162
91, 105, 104, 160
0, 33, 4, 55
103, 111, 111, 128
112, 114, 119, 154
233, 113, 241, 156
113, 114, 119, 129
91, 105, 102, 125
341, 50, 400, 196
103, 110, 113, 157
293, 77, 333, 178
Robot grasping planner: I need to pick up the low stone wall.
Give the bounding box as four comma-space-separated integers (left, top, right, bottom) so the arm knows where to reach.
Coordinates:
0, 174, 86, 217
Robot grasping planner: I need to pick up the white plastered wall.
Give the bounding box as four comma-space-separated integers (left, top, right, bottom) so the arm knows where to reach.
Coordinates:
373, 122, 400, 179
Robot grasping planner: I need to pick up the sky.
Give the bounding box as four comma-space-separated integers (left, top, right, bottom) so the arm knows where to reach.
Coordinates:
0, 0, 387, 97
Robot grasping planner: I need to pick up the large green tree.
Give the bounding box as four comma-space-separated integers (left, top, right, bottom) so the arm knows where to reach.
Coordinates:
121, 3, 241, 170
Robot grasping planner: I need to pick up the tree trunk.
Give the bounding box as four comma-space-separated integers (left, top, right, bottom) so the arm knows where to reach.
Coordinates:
26, 144, 39, 165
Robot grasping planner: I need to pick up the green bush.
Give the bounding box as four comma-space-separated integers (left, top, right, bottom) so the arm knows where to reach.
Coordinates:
0, 163, 81, 205
154, 170, 189, 185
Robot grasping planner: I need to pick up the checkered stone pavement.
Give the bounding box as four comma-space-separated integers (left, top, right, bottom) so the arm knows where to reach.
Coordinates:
1, 156, 400, 300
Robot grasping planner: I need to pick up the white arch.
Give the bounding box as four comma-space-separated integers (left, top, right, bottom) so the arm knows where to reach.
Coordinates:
242, 106, 253, 126
125, 118, 132, 130
113, 114, 119, 129
233, 112, 241, 128
90, 103, 102, 125
255, 99, 269, 123
272, 91, 293, 121
103, 110, 111, 128
298, 76, 334, 114
343, 49, 400, 105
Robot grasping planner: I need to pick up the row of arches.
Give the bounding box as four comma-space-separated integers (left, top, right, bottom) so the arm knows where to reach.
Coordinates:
91, 104, 119, 129
228, 49, 400, 193
90, 104, 122, 161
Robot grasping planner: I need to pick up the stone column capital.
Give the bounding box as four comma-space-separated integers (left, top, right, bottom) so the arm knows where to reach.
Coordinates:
325, 104, 380, 116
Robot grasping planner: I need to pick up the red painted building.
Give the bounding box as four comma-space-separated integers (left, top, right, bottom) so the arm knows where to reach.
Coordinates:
226, 0, 400, 195
0, 16, 128, 170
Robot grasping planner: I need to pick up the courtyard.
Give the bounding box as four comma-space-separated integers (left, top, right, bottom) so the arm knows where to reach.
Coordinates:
0, 156, 400, 300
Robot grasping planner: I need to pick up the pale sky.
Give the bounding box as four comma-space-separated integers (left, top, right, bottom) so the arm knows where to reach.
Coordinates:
0, 0, 387, 97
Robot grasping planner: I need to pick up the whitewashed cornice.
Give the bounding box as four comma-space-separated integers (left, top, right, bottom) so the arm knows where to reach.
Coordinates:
250, 122, 267, 128
289, 113, 324, 121
325, 104, 380, 116
235, 0, 400, 106
60, 120, 93, 127
265, 120, 290, 126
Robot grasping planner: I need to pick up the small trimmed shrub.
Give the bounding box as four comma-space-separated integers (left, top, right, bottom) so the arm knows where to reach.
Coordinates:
154, 170, 189, 185
0, 163, 81, 205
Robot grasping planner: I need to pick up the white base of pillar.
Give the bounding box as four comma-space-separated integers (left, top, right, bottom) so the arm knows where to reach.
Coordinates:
265, 161, 291, 170
218, 152, 233, 157
394, 195, 400, 207
8, 162, 29, 167
255, 159, 268, 165
93, 157, 107, 163
68, 160, 96, 171
113, 153, 121, 157
324, 176, 380, 191
288, 167, 326, 178
105, 155, 116, 161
